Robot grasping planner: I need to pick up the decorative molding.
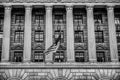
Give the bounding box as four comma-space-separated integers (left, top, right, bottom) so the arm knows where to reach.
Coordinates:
0, 0, 120, 3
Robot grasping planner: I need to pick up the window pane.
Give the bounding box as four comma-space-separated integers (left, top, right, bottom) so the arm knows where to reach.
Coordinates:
95, 31, 104, 43
96, 51, 105, 62
35, 31, 44, 42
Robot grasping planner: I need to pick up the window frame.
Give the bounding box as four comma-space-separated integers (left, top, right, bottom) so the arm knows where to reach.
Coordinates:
53, 51, 65, 62
13, 51, 23, 62
33, 51, 44, 62
75, 51, 85, 62
96, 51, 105, 62
34, 30, 44, 42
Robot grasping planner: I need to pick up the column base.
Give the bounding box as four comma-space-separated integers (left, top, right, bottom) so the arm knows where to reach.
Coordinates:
89, 59, 97, 63
23, 59, 31, 63
111, 59, 119, 62
1, 59, 9, 63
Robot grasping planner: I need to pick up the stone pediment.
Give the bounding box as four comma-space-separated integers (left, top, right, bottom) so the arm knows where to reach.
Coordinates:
75, 45, 85, 50
34, 45, 44, 50
96, 44, 108, 50
12, 45, 23, 50
1, 0, 120, 3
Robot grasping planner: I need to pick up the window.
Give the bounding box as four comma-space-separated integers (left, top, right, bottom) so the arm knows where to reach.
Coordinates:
13, 51, 23, 62
0, 38, 2, 62
75, 51, 85, 62
54, 51, 65, 62
118, 51, 120, 62
74, 30, 84, 43
96, 51, 105, 62
74, 15, 83, 25
15, 14, 24, 24
0, 15, 4, 32
115, 14, 120, 25
94, 14, 103, 24
14, 31, 24, 43
95, 31, 104, 43
35, 31, 44, 42
34, 51, 44, 62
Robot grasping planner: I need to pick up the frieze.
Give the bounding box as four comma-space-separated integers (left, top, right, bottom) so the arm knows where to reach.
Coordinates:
0, 0, 120, 3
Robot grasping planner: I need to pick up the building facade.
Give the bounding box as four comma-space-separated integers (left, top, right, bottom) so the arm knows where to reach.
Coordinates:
0, 0, 120, 80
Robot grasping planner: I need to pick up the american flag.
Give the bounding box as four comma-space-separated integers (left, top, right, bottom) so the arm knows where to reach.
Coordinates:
44, 32, 61, 55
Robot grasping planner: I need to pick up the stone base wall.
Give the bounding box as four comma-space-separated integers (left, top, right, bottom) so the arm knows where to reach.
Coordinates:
0, 68, 120, 80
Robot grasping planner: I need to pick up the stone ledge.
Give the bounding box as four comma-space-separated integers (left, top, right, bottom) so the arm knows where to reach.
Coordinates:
0, 62, 120, 69
0, 0, 120, 3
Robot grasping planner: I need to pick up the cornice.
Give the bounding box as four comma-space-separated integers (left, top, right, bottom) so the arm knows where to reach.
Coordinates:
0, 0, 120, 3
0, 62, 120, 69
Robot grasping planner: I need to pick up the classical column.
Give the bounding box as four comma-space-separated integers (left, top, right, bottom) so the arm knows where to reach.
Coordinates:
86, 6, 97, 62
2, 6, 11, 62
66, 5, 75, 62
45, 6, 53, 62
107, 6, 118, 62
23, 5, 32, 62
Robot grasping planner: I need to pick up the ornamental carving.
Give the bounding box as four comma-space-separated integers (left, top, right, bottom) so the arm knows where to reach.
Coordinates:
0, 0, 120, 3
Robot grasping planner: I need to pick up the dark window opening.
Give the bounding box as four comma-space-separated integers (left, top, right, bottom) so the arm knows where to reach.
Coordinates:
13, 51, 23, 62
75, 51, 85, 62
95, 31, 104, 43
54, 51, 65, 62
74, 30, 84, 43
97, 51, 105, 62
33, 51, 44, 62
94, 14, 103, 24
14, 31, 24, 43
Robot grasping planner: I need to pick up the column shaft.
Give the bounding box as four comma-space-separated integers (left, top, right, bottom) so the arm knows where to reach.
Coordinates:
66, 6, 75, 62
107, 6, 118, 62
86, 6, 97, 62
2, 6, 11, 62
45, 6, 53, 62
23, 6, 32, 62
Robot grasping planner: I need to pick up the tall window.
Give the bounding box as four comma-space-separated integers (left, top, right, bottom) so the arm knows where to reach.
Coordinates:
53, 9, 66, 62
75, 51, 85, 62
33, 51, 44, 62
13, 51, 23, 62
53, 51, 65, 62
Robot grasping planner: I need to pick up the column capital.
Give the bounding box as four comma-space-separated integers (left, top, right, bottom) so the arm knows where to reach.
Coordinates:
86, 5, 94, 11
25, 5, 32, 10
4, 5, 12, 10
45, 5, 53, 10
107, 5, 115, 11
66, 5, 73, 11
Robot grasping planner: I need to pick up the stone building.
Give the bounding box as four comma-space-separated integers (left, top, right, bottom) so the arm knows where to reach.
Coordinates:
0, 0, 120, 80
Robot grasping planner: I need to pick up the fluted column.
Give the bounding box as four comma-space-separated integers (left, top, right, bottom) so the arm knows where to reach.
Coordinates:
107, 5, 118, 62
2, 6, 11, 62
23, 5, 32, 62
66, 5, 75, 62
45, 6, 53, 62
86, 6, 97, 62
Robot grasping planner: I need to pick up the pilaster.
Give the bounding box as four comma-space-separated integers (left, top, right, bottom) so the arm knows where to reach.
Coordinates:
23, 5, 32, 62
45, 5, 53, 62
2, 5, 11, 62
107, 5, 119, 62
86, 5, 97, 62
66, 5, 75, 62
